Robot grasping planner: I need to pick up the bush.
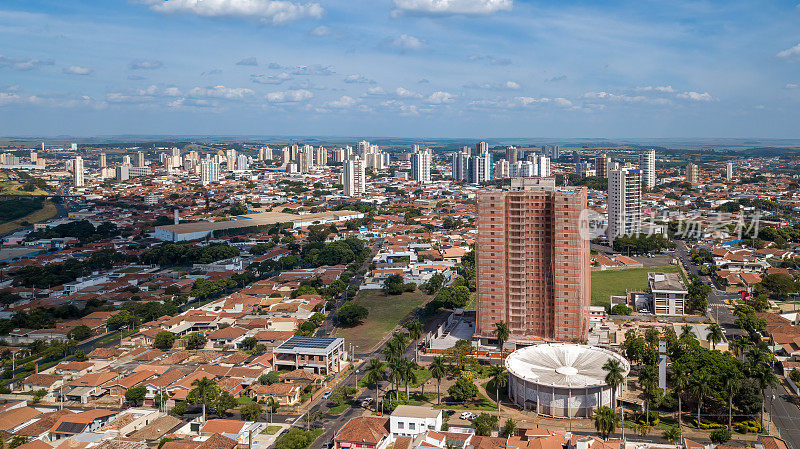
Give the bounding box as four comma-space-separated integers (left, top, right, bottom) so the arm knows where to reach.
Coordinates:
710, 428, 732, 444
448, 377, 479, 402
337, 302, 368, 327
735, 420, 762, 434
610, 304, 632, 315
790, 369, 800, 384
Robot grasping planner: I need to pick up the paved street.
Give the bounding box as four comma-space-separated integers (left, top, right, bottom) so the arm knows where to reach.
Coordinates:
768, 385, 800, 449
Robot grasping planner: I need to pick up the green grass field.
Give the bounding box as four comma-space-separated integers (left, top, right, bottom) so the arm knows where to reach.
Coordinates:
337, 289, 431, 353
591, 265, 684, 308
0, 199, 57, 235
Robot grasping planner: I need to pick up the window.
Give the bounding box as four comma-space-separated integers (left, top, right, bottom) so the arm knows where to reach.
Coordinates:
398, 422, 404, 429
409, 423, 415, 430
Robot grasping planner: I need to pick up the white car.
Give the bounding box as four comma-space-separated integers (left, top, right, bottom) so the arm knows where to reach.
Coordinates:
460, 412, 477, 420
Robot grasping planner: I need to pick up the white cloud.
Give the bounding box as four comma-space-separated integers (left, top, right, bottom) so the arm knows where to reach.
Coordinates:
678, 91, 713, 101
0, 55, 54, 71
468, 54, 511, 66
63, 65, 93, 75
236, 57, 258, 66
516, 96, 548, 105
396, 87, 422, 98
325, 95, 358, 108
310, 25, 330, 36
0, 91, 22, 106
129, 59, 163, 70
636, 85, 675, 93
188, 85, 255, 99
505, 81, 521, 90
164, 87, 183, 96
292, 65, 334, 76
427, 91, 455, 104
345, 74, 375, 84
777, 43, 800, 59
251, 72, 293, 84
366, 87, 386, 95
266, 89, 313, 102
464, 81, 520, 90
393, 0, 512, 15
786, 83, 799, 89
140, 0, 324, 25
515, 96, 573, 107
388, 34, 425, 52
553, 97, 573, 107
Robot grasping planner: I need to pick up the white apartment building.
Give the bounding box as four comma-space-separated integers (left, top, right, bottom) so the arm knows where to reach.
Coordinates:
469, 154, 491, 185
200, 160, 220, 186
343, 157, 366, 197
640, 149, 656, 189
73, 156, 84, 187
410, 148, 432, 183
389, 405, 442, 437
607, 167, 642, 241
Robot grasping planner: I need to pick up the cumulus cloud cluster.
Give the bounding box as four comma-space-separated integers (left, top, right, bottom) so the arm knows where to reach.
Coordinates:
140, 0, 324, 25
393, 0, 512, 15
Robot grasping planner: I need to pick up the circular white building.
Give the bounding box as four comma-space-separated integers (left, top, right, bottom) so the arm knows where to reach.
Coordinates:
505, 343, 630, 418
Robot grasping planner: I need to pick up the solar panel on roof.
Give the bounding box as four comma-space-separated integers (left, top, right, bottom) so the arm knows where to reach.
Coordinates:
279, 336, 339, 350
55, 421, 88, 434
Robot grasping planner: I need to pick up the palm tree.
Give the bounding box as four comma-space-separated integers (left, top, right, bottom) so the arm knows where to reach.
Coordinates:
638, 365, 657, 425
603, 359, 624, 410
753, 362, 778, 431
494, 321, 510, 365
662, 425, 681, 444
404, 320, 424, 363
429, 357, 447, 405
680, 325, 696, 341
190, 377, 217, 423
691, 372, 712, 425
489, 365, 508, 418
388, 359, 404, 401
593, 406, 617, 440
364, 358, 386, 411
707, 324, 724, 350
723, 375, 741, 431
398, 358, 418, 401
671, 364, 690, 427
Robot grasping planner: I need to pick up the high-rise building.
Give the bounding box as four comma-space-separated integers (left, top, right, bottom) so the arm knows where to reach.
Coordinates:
122, 155, 131, 166
475, 141, 488, 156
640, 149, 656, 189
475, 177, 590, 344
469, 154, 491, 185
30, 151, 38, 165
543, 145, 560, 160
343, 157, 366, 197
136, 151, 145, 168
280, 148, 292, 166
236, 154, 249, 171
594, 154, 610, 179
71, 143, 77, 152
451, 150, 471, 181
73, 156, 84, 187
494, 159, 511, 179
99, 152, 106, 169
314, 147, 327, 167
225, 149, 237, 170
726, 162, 733, 181
537, 154, 551, 177
607, 167, 642, 242
200, 160, 220, 186
410, 148, 431, 183
686, 163, 698, 184
505, 146, 518, 163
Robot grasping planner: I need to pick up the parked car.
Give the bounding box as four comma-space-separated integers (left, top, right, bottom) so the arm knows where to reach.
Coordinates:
460, 412, 477, 420
322, 391, 332, 399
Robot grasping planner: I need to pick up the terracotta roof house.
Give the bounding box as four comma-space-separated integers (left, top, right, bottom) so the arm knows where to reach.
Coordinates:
334, 417, 391, 449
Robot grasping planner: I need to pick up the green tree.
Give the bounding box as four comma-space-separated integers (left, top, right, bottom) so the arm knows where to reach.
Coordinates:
404, 320, 423, 362
500, 418, 517, 438
489, 365, 508, 417
67, 325, 91, 341
171, 401, 188, 416
448, 377, 478, 402
125, 386, 147, 405
723, 375, 742, 431
73, 349, 87, 362
383, 274, 406, 295
154, 331, 177, 350
473, 413, 498, 436
260, 371, 281, 385
760, 273, 798, 298
494, 321, 509, 365
337, 302, 368, 327
184, 332, 207, 350
663, 425, 681, 443
187, 377, 220, 422
215, 391, 237, 416
429, 356, 447, 405
691, 372, 712, 425
710, 428, 732, 444
707, 324, 724, 350
241, 402, 264, 421
364, 358, 386, 410
603, 359, 625, 410
593, 406, 617, 440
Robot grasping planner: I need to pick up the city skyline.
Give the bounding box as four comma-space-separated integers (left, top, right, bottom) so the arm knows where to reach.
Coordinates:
1, 0, 800, 138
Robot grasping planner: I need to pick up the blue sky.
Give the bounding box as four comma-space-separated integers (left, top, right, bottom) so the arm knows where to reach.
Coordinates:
0, 0, 799, 138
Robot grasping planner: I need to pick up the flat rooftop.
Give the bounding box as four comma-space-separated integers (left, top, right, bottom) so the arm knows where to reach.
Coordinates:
648, 272, 687, 292
275, 336, 344, 354
391, 405, 441, 419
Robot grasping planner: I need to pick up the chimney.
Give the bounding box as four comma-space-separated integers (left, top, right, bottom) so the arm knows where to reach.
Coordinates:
174, 209, 179, 225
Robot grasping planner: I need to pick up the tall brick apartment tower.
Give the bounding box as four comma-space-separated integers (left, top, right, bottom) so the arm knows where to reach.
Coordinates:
475, 178, 590, 345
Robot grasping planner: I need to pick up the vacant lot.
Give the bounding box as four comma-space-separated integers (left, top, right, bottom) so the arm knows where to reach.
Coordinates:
0, 199, 57, 235
591, 265, 684, 308
337, 289, 431, 353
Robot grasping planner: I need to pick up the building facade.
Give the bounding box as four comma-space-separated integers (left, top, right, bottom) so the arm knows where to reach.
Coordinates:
410, 148, 431, 183
640, 149, 656, 189
343, 157, 366, 197
73, 156, 84, 187
607, 167, 642, 242
475, 178, 590, 344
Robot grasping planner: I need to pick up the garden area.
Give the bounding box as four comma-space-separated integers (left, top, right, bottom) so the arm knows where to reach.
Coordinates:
591, 265, 685, 307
